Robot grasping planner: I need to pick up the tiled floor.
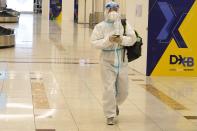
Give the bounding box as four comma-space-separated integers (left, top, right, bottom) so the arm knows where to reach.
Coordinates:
0, 14, 197, 131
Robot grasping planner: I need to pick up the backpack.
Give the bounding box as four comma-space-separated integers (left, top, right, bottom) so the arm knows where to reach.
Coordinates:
121, 19, 143, 62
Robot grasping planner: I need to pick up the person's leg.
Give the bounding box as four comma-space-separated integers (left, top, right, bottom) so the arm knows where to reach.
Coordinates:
101, 63, 117, 118
116, 65, 129, 105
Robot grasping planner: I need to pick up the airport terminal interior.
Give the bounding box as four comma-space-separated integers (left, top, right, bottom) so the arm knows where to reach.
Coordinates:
0, 0, 197, 131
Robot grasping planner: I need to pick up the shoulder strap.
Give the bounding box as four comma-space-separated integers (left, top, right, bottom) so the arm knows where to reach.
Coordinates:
121, 19, 127, 62
121, 19, 127, 36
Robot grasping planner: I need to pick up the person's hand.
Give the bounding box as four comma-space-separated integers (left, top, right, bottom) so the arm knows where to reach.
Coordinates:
114, 36, 123, 44
109, 35, 123, 44
109, 35, 116, 43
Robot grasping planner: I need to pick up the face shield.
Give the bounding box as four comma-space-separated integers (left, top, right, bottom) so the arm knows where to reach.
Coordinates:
104, 2, 120, 23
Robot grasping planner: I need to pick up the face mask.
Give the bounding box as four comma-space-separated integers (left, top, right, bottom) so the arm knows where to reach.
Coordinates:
106, 11, 120, 23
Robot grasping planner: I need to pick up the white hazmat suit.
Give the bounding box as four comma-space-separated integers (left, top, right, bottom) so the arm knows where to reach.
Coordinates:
91, 2, 137, 119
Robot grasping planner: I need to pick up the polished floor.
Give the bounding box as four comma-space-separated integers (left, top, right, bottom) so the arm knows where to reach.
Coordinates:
0, 14, 197, 131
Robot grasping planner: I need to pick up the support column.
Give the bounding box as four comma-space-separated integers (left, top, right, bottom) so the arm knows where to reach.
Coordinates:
78, 0, 92, 24
125, 0, 148, 75
62, 0, 74, 22
95, 0, 103, 12
42, 0, 49, 20
61, 0, 75, 47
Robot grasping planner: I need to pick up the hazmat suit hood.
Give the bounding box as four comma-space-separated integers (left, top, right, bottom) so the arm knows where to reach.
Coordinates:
104, 1, 121, 23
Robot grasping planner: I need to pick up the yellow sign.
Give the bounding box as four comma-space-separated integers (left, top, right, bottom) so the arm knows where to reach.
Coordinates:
152, 1, 197, 76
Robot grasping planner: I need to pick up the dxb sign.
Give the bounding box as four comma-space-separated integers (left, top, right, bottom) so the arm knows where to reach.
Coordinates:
170, 55, 194, 67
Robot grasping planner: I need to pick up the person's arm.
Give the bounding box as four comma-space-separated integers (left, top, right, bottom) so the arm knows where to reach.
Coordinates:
91, 25, 113, 49
121, 22, 137, 46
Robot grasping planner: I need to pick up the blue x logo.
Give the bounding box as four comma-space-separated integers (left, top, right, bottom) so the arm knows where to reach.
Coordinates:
156, 2, 188, 48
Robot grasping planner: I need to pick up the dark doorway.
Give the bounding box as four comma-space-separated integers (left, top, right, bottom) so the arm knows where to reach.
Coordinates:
74, 0, 78, 23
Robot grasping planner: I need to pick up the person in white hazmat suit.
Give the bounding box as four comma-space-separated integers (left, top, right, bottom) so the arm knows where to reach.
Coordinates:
91, 1, 137, 125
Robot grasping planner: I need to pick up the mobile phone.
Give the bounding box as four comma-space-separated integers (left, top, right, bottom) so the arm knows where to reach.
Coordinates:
113, 35, 120, 37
